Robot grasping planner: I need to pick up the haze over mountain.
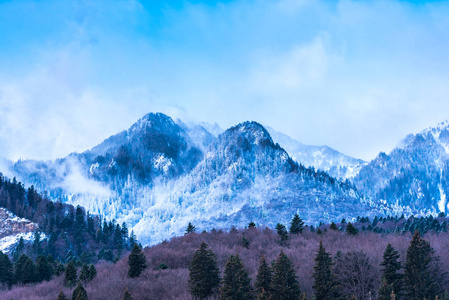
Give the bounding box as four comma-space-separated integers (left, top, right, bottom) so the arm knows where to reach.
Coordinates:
3, 112, 449, 245
267, 127, 366, 179
1, 113, 392, 245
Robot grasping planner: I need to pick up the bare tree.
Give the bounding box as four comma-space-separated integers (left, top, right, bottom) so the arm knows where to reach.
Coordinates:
334, 250, 376, 300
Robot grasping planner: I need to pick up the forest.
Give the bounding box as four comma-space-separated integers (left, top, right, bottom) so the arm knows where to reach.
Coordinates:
0, 214, 449, 299
1, 173, 449, 299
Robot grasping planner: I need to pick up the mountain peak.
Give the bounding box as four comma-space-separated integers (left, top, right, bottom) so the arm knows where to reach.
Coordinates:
130, 112, 178, 134
226, 121, 275, 148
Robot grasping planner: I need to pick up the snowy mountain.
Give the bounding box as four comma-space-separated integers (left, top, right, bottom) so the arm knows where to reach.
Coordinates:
354, 120, 449, 213
267, 127, 366, 179
6, 113, 388, 245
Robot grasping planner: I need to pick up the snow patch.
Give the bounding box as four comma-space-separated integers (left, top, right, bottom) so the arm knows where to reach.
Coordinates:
439, 184, 447, 213
0, 232, 35, 253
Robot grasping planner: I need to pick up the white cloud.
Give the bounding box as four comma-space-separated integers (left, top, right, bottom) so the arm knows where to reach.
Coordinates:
1, 0, 449, 163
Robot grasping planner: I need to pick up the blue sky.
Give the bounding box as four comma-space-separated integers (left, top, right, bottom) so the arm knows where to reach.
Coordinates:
0, 0, 449, 161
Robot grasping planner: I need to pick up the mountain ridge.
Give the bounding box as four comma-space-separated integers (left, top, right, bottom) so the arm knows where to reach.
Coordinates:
4, 112, 436, 245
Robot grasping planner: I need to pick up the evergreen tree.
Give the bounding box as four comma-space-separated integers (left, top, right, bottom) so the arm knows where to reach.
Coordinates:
380, 243, 403, 298
32, 231, 42, 255
186, 222, 196, 234
313, 241, 338, 300
128, 230, 137, 249
404, 231, 444, 299
329, 222, 338, 230
14, 253, 31, 284
122, 288, 133, 300
22, 257, 37, 284
270, 250, 302, 300
72, 282, 88, 300
127, 243, 147, 278
88, 264, 97, 281
289, 214, 304, 234
0, 251, 13, 287
57, 290, 69, 300
36, 255, 53, 282
188, 241, 221, 299
79, 264, 90, 283
65, 260, 77, 287
13, 236, 25, 260
220, 254, 254, 300
345, 223, 358, 235
114, 224, 124, 250
255, 255, 272, 299
378, 280, 395, 300
248, 222, 256, 229
257, 288, 270, 300
275, 223, 288, 243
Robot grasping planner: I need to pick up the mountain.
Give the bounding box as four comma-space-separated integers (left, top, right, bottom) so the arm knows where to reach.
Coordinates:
128, 121, 381, 244
267, 127, 366, 179
6, 113, 387, 245
354, 120, 449, 213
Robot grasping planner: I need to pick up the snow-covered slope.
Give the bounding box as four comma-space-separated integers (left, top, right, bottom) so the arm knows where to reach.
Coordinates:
7, 113, 389, 245
267, 127, 366, 179
128, 122, 384, 244
354, 120, 449, 213
0, 208, 39, 252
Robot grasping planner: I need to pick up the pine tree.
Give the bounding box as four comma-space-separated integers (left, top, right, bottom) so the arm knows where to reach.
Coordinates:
186, 222, 196, 234
72, 282, 88, 300
289, 214, 304, 234
127, 243, 147, 278
248, 222, 256, 229
255, 255, 272, 299
404, 231, 444, 299
22, 257, 37, 284
0, 251, 13, 287
188, 241, 221, 299
65, 260, 77, 287
57, 290, 69, 300
313, 241, 337, 300
378, 279, 395, 300
270, 250, 302, 300
122, 288, 133, 300
128, 230, 137, 249
329, 222, 338, 230
33, 231, 42, 256
345, 223, 358, 235
14, 253, 28, 284
79, 264, 90, 283
380, 243, 403, 297
88, 264, 97, 281
275, 223, 288, 243
220, 254, 254, 300
36, 255, 53, 282
14, 253, 36, 284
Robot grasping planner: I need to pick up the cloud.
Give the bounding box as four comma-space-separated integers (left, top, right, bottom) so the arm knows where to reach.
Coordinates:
59, 157, 111, 197
0, 0, 449, 162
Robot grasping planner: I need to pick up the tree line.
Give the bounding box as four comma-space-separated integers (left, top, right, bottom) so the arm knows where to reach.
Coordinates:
185, 230, 446, 300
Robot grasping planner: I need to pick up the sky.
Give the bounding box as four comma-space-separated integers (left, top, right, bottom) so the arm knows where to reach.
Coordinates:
0, 0, 449, 162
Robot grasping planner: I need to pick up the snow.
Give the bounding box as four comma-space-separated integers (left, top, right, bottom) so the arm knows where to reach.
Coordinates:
266, 127, 366, 179
0, 232, 35, 253
439, 184, 447, 213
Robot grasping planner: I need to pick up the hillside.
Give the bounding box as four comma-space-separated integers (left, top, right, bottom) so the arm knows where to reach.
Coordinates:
6, 114, 387, 245
0, 216, 448, 300
354, 120, 449, 213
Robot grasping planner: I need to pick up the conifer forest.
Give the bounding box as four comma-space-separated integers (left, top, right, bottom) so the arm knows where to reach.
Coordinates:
2, 175, 449, 299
